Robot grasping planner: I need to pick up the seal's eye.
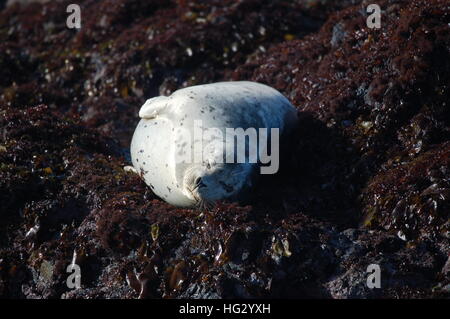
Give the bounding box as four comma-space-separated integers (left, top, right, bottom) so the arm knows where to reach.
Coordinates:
219, 181, 233, 193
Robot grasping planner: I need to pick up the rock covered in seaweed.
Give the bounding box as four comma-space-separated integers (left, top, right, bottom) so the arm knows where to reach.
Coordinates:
0, 0, 449, 299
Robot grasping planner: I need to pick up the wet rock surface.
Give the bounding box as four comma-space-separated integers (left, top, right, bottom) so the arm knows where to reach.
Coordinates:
0, 0, 449, 298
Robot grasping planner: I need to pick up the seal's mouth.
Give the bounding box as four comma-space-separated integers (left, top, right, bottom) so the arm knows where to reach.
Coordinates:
185, 188, 215, 211
196, 198, 215, 211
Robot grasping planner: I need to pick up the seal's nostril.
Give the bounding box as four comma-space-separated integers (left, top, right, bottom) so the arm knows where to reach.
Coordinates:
195, 177, 206, 189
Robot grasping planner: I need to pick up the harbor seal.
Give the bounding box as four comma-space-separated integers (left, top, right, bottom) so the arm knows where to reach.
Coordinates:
130, 81, 298, 208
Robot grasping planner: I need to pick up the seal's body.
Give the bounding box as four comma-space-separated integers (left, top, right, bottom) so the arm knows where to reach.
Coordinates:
130, 81, 297, 208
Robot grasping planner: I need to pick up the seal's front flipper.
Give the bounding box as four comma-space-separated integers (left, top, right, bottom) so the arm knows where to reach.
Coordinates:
123, 165, 138, 174
139, 96, 169, 119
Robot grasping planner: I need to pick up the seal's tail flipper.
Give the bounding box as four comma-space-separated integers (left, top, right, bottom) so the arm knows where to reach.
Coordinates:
139, 96, 169, 119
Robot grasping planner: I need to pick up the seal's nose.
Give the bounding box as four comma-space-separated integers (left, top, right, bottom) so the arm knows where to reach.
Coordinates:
194, 177, 207, 189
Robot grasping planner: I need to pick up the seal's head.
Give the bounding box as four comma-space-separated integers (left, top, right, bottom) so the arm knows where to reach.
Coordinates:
182, 161, 253, 209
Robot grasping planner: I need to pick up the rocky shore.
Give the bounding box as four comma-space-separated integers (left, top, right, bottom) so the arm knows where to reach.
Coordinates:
0, 0, 448, 298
